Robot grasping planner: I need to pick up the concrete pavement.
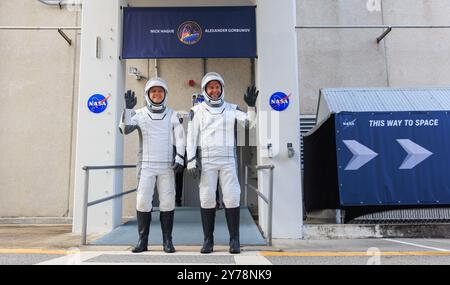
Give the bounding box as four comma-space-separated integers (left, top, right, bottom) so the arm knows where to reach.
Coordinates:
3, 241, 450, 265
2, 225, 450, 265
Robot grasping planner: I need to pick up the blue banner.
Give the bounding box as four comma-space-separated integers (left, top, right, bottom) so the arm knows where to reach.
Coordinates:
335, 111, 450, 206
122, 7, 256, 59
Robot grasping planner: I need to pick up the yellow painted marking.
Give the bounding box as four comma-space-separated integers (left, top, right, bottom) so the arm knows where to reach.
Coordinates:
0, 249, 77, 255
3, 249, 450, 257
261, 251, 450, 257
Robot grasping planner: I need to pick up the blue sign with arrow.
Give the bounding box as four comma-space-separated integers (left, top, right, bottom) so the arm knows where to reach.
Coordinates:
335, 111, 450, 206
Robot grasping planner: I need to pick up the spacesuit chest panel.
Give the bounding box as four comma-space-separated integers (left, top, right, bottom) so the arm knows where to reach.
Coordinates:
140, 109, 173, 162
198, 103, 237, 158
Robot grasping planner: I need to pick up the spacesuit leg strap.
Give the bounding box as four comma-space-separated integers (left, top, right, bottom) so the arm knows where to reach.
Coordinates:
136, 168, 156, 212
156, 171, 176, 212
199, 168, 219, 209
219, 162, 241, 209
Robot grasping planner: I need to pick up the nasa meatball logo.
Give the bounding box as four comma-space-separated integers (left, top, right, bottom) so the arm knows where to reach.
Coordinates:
343, 119, 357, 128
269, 92, 291, 112
87, 94, 109, 114
177, 21, 202, 45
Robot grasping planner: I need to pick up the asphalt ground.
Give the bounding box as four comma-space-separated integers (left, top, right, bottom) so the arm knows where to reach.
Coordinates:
2, 225, 450, 265
1, 238, 450, 265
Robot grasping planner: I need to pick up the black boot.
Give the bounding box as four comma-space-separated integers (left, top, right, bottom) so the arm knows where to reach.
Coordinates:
132, 211, 151, 253
225, 207, 241, 254
200, 208, 216, 254
160, 210, 176, 253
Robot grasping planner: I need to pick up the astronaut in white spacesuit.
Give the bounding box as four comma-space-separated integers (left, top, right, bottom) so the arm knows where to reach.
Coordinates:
119, 77, 185, 253
186, 72, 259, 254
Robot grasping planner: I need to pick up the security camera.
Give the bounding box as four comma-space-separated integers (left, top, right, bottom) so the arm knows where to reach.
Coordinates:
128, 67, 146, 81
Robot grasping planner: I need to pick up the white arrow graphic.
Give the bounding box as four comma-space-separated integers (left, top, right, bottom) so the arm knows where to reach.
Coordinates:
343, 140, 378, 170
397, 139, 433, 170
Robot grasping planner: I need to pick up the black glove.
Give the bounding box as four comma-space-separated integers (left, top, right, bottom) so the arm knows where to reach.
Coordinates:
172, 163, 184, 174
244, 85, 259, 107
124, 90, 137, 109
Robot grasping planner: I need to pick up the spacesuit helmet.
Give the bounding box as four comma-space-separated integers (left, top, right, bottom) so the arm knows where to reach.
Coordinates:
144, 77, 169, 113
201, 72, 225, 107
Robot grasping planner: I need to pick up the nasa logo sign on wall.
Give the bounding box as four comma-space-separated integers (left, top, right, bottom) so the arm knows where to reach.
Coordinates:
177, 21, 203, 45
87, 94, 109, 114
269, 92, 291, 112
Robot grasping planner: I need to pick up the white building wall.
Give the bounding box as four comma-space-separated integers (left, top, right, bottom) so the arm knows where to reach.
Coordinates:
0, 0, 80, 217
72, 0, 127, 233
297, 0, 450, 114
1, 1, 450, 242
256, 0, 303, 239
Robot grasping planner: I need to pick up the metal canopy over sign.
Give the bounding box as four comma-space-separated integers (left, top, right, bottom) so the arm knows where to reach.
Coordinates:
335, 111, 450, 206
122, 6, 257, 59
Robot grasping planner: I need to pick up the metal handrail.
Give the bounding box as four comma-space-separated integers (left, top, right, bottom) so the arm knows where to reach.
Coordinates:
244, 164, 275, 246
81, 164, 137, 245
87, 189, 137, 207
82, 163, 274, 245
82, 165, 136, 170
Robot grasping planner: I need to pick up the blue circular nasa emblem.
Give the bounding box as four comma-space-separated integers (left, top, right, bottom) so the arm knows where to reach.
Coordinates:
87, 94, 108, 114
196, 94, 205, 104
177, 21, 202, 45
269, 92, 290, 112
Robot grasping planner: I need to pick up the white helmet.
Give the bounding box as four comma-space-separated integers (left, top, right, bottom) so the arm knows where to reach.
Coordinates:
201, 72, 224, 107
144, 77, 169, 113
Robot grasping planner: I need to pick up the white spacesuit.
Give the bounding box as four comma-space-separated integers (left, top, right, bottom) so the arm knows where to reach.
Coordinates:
119, 77, 185, 253
186, 72, 259, 254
